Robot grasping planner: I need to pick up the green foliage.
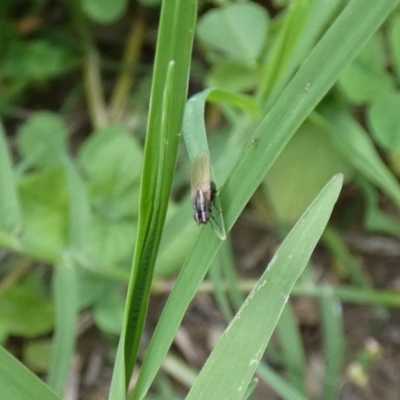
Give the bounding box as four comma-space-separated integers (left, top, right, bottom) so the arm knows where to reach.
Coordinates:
338, 34, 394, 103
82, 0, 128, 23
2, 40, 74, 83
197, 3, 269, 67
18, 112, 68, 168
264, 121, 353, 223
19, 167, 69, 260
23, 339, 53, 373
0, 37, 76, 113
368, 92, 400, 153
0, 346, 60, 400
0, 281, 54, 340
186, 176, 342, 400
1, 0, 400, 399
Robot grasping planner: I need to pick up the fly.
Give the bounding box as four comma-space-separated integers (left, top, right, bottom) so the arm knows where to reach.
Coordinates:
191, 151, 217, 224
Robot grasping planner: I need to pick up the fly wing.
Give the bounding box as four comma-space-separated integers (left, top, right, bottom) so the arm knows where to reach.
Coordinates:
191, 151, 211, 199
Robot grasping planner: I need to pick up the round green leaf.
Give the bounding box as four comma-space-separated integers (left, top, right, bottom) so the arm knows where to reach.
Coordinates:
94, 292, 125, 335
368, 92, 400, 153
338, 34, 394, 103
264, 121, 353, 223
19, 167, 69, 259
88, 217, 136, 269
23, 340, 52, 373
18, 112, 68, 168
0, 286, 54, 337
82, 0, 127, 23
78, 125, 143, 197
197, 3, 269, 67
2, 40, 74, 82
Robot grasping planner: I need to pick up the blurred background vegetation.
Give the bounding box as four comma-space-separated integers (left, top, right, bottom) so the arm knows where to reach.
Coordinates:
1, 0, 400, 399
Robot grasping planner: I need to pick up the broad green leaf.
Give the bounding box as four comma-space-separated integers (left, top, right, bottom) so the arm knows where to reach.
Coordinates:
186, 175, 342, 400
78, 125, 143, 197
197, 3, 269, 67
2, 40, 74, 82
18, 112, 68, 168
0, 285, 54, 337
19, 167, 68, 260
0, 346, 61, 400
23, 339, 52, 373
338, 34, 394, 103
264, 121, 353, 223
82, 0, 127, 23
368, 92, 400, 153
89, 218, 136, 269
207, 62, 263, 93
94, 291, 126, 335
0, 122, 21, 233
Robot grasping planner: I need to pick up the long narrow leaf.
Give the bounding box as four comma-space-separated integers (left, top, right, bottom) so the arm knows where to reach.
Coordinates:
315, 111, 400, 208
111, 0, 198, 394
47, 262, 78, 395
132, 1, 398, 398
320, 291, 345, 400
276, 304, 307, 393
0, 122, 21, 233
186, 175, 342, 400
257, 363, 308, 400
0, 346, 61, 400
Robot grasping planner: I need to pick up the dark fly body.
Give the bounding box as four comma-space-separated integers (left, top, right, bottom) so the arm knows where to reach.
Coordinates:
191, 152, 216, 225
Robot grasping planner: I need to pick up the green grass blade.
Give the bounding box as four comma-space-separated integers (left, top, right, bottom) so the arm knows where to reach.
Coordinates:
322, 226, 370, 288
183, 88, 260, 162
186, 175, 343, 400
0, 121, 22, 233
132, 1, 397, 398
260, 0, 313, 101
108, 339, 126, 400
0, 345, 61, 400
183, 88, 259, 240
315, 111, 400, 208
45, 154, 90, 395
221, 0, 397, 229
47, 262, 78, 395
358, 177, 400, 235
220, 239, 245, 310
63, 156, 92, 253
113, 0, 197, 391
208, 254, 234, 322
257, 363, 309, 400
320, 290, 345, 400
264, 0, 343, 109
292, 285, 400, 308
276, 304, 307, 393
